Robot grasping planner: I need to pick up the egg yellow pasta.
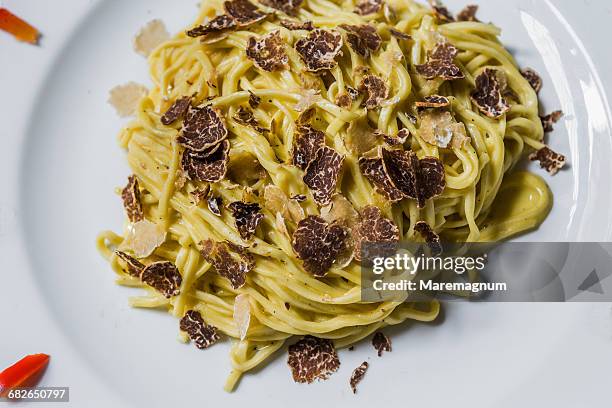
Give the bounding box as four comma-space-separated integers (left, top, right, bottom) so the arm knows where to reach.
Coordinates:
97, 0, 553, 391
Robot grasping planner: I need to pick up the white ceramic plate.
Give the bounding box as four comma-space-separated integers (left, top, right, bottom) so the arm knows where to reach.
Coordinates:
2, 0, 612, 407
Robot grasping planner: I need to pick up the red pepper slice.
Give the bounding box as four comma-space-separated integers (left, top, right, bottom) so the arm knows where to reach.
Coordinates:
0, 8, 40, 45
0, 354, 50, 397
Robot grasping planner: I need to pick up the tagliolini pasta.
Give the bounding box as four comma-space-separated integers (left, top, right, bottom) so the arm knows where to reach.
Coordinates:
97, 0, 564, 391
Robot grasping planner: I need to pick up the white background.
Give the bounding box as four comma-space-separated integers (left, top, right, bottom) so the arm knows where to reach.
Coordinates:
1, 1, 612, 407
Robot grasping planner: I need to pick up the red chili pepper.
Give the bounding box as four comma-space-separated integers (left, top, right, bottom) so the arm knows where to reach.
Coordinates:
0, 354, 50, 397
0, 8, 40, 44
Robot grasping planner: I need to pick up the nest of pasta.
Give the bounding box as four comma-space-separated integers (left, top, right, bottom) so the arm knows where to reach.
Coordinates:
99, 0, 565, 392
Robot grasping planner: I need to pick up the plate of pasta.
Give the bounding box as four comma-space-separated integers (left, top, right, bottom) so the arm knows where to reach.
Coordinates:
4, 0, 612, 406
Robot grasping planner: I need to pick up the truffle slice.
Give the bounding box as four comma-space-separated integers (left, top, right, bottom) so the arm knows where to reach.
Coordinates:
140, 261, 182, 298
353, 206, 400, 262
133, 19, 170, 57
191, 186, 210, 204
233, 293, 251, 340
161, 95, 191, 125
200, 239, 255, 289
415, 42, 464, 80
349, 362, 369, 393
177, 105, 228, 152
279, 19, 314, 31
115, 250, 145, 277
320, 194, 360, 228
303, 146, 345, 206
295, 88, 322, 112
416, 156, 447, 207
108, 82, 148, 118
297, 108, 316, 125
381, 148, 420, 201
540, 110, 563, 132
287, 336, 340, 383
383, 128, 410, 146
360, 148, 446, 207
292, 215, 349, 277
372, 331, 391, 356
415, 95, 450, 111
358, 74, 389, 109
414, 221, 442, 256
224, 0, 268, 26
292, 124, 325, 170
259, 0, 304, 15
418, 109, 469, 149
358, 156, 405, 202
389, 28, 411, 40
339, 24, 382, 58
181, 139, 230, 182
233, 106, 269, 133
125, 219, 167, 259
186, 15, 236, 38
335, 92, 353, 109
429, 42, 458, 60
248, 90, 261, 108
521, 68, 542, 94
180, 310, 220, 349
470, 68, 510, 118
428, 0, 455, 23
295, 29, 343, 72
354, 0, 383, 15
347, 86, 360, 99
208, 196, 223, 216
264, 185, 305, 223
246, 30, 288, 72
529, 146, 566, 175
227, 201, 264, 240
121, 175, 144, 222
457, 5, 479, 22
